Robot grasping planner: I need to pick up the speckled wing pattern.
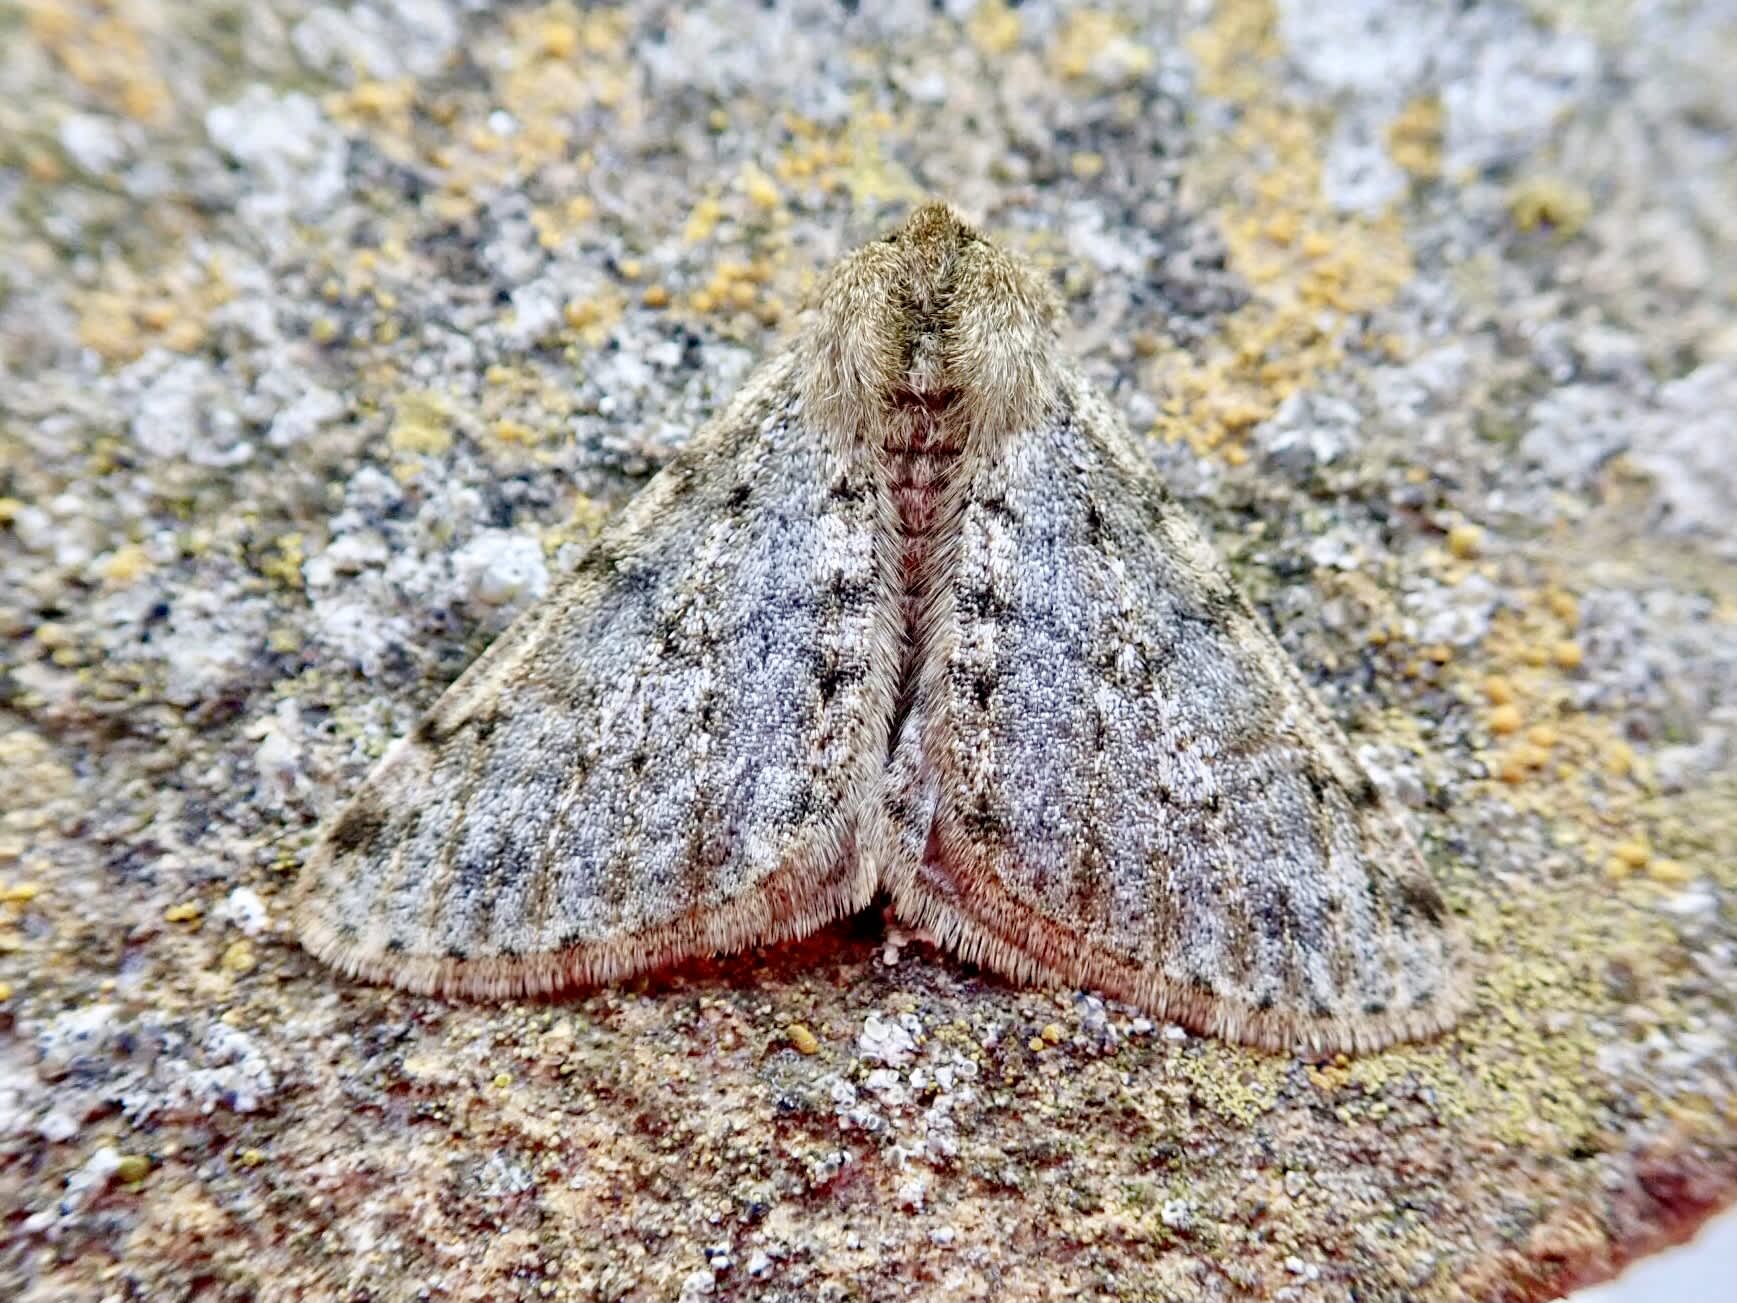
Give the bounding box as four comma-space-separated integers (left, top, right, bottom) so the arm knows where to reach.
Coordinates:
878, 370, 1462, 1054
298, 204, 1463, 1053
297, 351, 902, 998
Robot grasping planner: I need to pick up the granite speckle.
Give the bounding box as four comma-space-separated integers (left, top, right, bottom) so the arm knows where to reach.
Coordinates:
1, 1, 1733, 1299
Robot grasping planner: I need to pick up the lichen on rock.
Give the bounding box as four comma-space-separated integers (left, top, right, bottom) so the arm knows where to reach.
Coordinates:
1, 2, 1733, 1300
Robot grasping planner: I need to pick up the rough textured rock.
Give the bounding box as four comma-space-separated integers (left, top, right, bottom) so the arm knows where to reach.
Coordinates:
1, 2, 1732, 1301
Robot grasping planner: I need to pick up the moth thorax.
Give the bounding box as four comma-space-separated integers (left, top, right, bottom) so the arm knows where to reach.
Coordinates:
885, 329, 960, 445
904, 327, 948, 395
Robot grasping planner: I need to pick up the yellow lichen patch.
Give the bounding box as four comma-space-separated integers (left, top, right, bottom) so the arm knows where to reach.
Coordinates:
258, 534, 305, 589
1510, 177, 1594, 236
541, 494, 612, 556
76, 292, 191, 363
1646, 859, 1694, 887
688, 259, 780, 324
684, 195, 725, 244
557, 292, 626, 346
0, 879, 40, 962
967, 0, 1022, 57
1187, 0, 1282, 103
1547, 589, 1580, 624
1152, 188, 1410, 455
33, 623, 76, 669
535, 382, 577, 423
1175, 1043, 1288, 1126
325, 78, 417, 140
487, 5, 632, 172
1515, 742, 1552, 773
99, 544, 152, 586
1527, 724, 1560, 750
221, 940, 257, 975
1603, 738, 1636, 777
26, 0, 172, 124
491, 419, 539, 446
839, 110, 923, 207
1152, 19, 1416, 462
1459, 569, 1730, 931
1607, 840, 1650, 872
163, 901, 203, 924
1489, 704, 1524, 736
536, 13, 579, 58
1070, 151, 1106, 180
1051, 10, 1152, 83
388, 392, 456, 457
1306, 1059, 1353, 1093
567, 496, 610, 539
407, 16, 617, 200
74, 253, 234, 365
529, 202, 599, 252
1387, 95, 1444, 180
1447, 524, 1484, 560
770, 130, 853, 193
1346, 892, 1611, 1147
739, 164, 781, 211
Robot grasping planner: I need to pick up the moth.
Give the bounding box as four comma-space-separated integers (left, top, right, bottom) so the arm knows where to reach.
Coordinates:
297, 204, 1463, 1054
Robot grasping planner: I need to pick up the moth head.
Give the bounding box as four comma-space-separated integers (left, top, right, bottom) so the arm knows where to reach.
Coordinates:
798, 202, 1063, 453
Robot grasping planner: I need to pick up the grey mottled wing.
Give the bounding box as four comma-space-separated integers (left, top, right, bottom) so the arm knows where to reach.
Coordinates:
297, 354, 901, 998
883, 374, 1464, 1054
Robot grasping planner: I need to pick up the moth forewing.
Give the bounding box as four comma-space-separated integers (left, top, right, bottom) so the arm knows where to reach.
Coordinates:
296, 356, 904, 999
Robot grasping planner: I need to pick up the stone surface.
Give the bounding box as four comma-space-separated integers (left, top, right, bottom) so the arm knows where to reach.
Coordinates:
1, 2, 1733, 1301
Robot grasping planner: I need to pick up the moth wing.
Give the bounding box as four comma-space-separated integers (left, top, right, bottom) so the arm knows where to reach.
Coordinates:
883, 375, 1464, 1053
297, 355, 900, 998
